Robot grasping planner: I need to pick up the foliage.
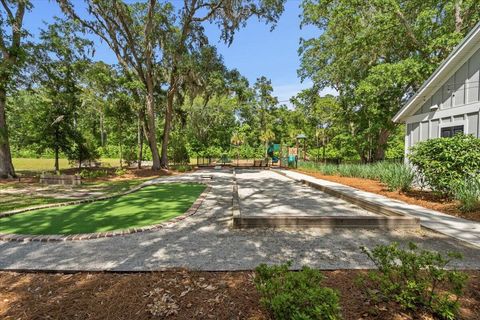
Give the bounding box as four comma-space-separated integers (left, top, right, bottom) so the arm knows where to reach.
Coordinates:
360, 242, 468, 320
297, 161, 414, 192
254, 262, 342, 320
299, 0, 480, 162
408, 134, 480, 195
173, 165, 193, 173
452, 177, 480, 212
378, 163, 415, 192
79, 169, 110, 179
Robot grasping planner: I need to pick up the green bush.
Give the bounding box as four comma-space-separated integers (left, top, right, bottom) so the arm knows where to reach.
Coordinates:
254, 262, 342, 320
452, 177, 480, 212
378, 163, 415, 192
408, 134, 480, 195
360, 242, 467, 320
175, 164, 192, 172
115, 168, 128, 176
79, 169, 111, 179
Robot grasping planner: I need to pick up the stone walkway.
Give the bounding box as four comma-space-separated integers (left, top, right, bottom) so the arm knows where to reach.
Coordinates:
0, 169, 479, 271
236, 170, 376, 217
280, 169, 480, 248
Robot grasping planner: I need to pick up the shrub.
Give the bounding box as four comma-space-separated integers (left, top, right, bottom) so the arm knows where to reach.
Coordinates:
452, 177, 480, 212
378, 163, 415, 192
297, 161, 413, 192
408, 134, 480, 195
175, 164, 192, 172
79, 169, 111, 179
115, 168, 128, 176
254, 262, 342, 320
359, 242, 468, 320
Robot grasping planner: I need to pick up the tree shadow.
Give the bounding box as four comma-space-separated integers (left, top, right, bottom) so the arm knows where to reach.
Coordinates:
0, 169, 478, 272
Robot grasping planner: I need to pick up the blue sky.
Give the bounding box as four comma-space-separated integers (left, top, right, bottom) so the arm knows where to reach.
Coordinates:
24, 0, 329, 102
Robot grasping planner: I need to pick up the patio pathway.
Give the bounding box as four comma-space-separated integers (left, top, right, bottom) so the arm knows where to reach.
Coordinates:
0, 169, 479, 271
279, 169, 480, 248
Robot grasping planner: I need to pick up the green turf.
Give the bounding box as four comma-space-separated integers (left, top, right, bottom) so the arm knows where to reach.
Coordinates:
0, 183, 206, 235
0, 179, 150, 213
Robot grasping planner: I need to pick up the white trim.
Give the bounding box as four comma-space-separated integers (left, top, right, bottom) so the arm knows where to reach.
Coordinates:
405, 102, 480, 124
393, 21, 480, 123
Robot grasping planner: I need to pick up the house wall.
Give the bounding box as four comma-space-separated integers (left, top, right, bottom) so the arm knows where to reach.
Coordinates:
405, 47, 480, 152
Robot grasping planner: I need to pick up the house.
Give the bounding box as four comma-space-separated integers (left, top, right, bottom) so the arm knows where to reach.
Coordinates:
393, 21, 480, 154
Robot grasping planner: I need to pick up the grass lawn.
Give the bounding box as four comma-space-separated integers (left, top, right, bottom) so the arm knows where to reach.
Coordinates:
0, 178, 151, 213
12, 158, 121, 171
0, 183, 205, 235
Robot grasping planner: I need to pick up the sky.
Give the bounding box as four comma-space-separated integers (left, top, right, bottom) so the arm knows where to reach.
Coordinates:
24, 0, 331, 103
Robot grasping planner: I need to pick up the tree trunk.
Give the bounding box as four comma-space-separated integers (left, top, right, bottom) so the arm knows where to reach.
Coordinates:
374, 129, 390, 161
0, 87, 15, 178
54, 127, 59, 173
160, 89, 174, 169
145, 90, 161, 170
100, 111, 105, 147
137, 108, 144, 169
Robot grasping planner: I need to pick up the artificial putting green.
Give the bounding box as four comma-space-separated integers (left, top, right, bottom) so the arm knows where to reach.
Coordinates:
0, 183, 206, 235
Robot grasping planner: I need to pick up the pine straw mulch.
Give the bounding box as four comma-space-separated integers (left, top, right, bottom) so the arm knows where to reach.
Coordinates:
0, 270, 479, 320
295, 170, 480, 223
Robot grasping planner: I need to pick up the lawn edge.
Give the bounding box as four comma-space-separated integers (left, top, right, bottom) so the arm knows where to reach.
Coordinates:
0, 182, 211, 242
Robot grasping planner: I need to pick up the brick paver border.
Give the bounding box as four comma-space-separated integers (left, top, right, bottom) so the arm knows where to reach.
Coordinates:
0, 183, 211, 242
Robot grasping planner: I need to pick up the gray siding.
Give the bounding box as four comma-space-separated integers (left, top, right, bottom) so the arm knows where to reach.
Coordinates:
407, 47, 480, 152
414, 47, 480, 115
406, 112, 480, 151
467, 112, 479, 135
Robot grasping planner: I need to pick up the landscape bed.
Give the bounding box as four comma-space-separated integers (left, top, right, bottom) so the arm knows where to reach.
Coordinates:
295, 169, 480, 223
0, 183, 206, 236
0, 270, 478, 320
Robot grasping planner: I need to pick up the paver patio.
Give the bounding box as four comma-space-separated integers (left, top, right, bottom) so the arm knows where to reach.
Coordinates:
0, 169, 479, 271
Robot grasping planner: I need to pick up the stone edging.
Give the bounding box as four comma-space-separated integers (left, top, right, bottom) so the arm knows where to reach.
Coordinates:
0, 182, 211, 242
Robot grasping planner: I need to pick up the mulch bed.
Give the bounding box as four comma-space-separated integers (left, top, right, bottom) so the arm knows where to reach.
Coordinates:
0, 270, 478, 320
296, 170, 480, 223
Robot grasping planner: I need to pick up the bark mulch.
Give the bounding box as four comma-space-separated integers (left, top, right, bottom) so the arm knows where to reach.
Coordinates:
295, 170, 480, 223
0, 270, 478, 320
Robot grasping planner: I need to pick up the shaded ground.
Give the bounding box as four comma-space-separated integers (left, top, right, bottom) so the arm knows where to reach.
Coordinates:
237, 169, 376, 217
0, 270, 478, 320
296, 169, 480, 222
0, 183, 205, 235
1, 170, 479, 271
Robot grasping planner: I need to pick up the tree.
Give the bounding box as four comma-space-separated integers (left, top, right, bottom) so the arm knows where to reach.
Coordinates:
0, 0, 30, 177
299, 0, 480, 162
157, 0, 285, 168
32, 20, 94, 171
58, 0, 172, 170
59, 0, 285, 169
291, 90, 342, 161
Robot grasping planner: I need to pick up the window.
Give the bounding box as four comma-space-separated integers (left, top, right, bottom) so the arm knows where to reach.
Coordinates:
440, 125, 464, 138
